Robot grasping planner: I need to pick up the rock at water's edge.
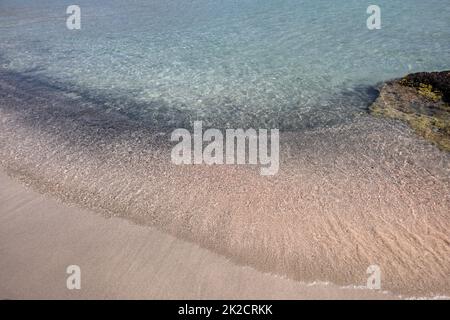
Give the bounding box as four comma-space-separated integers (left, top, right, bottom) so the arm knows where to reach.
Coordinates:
370, 70, 450, 151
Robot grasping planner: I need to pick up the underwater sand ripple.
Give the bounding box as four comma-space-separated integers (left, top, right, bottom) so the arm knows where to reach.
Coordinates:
1, 72, 449, 297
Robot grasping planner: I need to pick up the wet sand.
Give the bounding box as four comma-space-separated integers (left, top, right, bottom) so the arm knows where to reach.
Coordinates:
0, 72, 449, 298
0, 170, 396, 299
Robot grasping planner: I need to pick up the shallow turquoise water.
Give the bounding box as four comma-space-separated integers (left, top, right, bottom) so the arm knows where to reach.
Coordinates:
0, 0, 449, 129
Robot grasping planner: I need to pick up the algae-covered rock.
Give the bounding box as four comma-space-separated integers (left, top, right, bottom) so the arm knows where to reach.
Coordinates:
370, 70, 450, 151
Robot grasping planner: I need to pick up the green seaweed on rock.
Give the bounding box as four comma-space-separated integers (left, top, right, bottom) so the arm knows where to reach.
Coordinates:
370, 71, 450, 152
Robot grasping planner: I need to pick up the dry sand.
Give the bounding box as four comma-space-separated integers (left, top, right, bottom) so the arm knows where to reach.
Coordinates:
0, 170, 395, 299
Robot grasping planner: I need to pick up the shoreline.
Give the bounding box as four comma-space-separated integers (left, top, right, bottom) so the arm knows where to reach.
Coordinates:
1, 70, 450, 298
0, 170, 398, 299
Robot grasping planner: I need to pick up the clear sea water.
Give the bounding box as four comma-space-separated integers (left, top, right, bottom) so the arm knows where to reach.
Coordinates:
1, 0, 449, 129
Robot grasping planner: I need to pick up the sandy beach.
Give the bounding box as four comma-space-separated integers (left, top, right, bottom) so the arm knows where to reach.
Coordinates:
0, 170, 398, 299
1, 70, 449, 299
1, 0, 449, 302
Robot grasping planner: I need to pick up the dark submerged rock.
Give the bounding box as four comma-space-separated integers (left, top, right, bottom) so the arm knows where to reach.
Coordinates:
370, 70, 450, 151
